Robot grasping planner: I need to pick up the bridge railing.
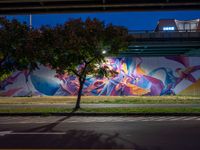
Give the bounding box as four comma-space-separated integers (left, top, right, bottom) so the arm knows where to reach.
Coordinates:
129, 30, 200, 40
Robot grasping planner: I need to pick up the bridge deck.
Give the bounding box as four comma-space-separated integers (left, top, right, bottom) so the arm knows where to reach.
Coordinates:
0, 0, 200, 14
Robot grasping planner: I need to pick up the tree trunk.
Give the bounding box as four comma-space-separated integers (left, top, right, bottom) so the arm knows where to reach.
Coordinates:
74, 77, 85, 110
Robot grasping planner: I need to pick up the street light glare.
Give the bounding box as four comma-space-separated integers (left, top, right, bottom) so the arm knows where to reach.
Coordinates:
102, 50, 107, 54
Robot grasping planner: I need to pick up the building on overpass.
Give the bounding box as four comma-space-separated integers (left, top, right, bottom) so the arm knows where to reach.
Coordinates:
155, 19, 200, 32
122, 19, 200, 57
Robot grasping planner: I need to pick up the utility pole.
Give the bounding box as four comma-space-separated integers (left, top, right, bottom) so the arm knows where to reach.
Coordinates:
29, 14, 32, 30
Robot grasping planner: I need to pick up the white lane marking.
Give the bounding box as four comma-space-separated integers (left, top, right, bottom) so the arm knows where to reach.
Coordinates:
153, 117, 168, 121
182, 117, 198, 121
10, 132, 66, 135
0, 131, 66, 136
0, 131, 12, 136
129, 117, 146, 121
139, 117, 154, 121
163, 117, 177, 121
166, 117, 188, 121
170, 117, 187, 121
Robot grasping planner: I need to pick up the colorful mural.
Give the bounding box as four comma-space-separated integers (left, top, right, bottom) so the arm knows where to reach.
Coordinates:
1, 56, 200, 96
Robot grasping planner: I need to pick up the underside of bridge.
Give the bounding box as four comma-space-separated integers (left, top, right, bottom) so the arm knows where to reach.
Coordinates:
0, 0, 200, 14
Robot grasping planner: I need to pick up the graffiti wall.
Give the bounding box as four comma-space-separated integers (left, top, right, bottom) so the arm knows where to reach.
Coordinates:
1, 56, 200, 96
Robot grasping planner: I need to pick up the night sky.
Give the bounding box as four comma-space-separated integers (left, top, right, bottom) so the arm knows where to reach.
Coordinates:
5, 10, 200, 30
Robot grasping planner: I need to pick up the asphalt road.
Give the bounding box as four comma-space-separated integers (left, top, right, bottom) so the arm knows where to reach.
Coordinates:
0, 116, 200, 150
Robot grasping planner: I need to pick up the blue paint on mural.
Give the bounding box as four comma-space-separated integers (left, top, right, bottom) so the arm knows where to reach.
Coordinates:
30, 74, 60, 96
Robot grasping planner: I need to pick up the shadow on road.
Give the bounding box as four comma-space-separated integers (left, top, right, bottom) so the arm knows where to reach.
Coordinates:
59, 130, 125, 149
11, 110, 149, 149
0, 129, 148, 149
58, 129, 149, 149
24, 109, 76, 132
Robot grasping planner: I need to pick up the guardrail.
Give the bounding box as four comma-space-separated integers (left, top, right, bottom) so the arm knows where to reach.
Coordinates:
128, 30, 200, 40
129, 29, 200, 34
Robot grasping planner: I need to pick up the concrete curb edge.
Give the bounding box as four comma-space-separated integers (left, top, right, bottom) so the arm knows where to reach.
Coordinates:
0, 112, 200, 116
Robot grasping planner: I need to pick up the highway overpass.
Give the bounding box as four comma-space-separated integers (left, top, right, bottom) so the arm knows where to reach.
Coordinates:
0, 0, 200, 14
121, 30, 200, 56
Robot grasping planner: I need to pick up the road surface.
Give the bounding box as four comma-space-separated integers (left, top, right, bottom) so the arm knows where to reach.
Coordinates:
0, 116, 200, 149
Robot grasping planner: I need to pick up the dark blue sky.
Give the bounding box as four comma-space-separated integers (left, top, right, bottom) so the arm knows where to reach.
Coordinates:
5, 10, 200, 30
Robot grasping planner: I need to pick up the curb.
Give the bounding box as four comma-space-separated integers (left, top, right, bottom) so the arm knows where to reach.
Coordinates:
1, 112, 200, 116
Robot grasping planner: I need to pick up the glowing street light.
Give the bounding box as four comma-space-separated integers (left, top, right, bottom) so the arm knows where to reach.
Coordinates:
102, 50, 107, 54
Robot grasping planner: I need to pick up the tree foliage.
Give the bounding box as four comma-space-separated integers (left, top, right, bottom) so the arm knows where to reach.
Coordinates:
0, 17, 39, 82
38, 18, 130, 109
0, 17, 129, 109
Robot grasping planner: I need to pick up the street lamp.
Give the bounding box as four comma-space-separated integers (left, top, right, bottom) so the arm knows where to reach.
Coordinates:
102, 50, 107, 54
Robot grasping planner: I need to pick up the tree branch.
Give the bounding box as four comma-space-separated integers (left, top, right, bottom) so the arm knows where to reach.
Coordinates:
69, 69, 80, 77
86, 56, 96, 65
80, 63, 88, 78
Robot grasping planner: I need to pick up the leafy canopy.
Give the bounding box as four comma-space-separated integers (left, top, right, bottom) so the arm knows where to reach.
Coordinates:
39, 18, 129, 79
0, 17, 40, 81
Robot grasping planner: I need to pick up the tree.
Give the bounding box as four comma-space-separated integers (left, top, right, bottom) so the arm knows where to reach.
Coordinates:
0, 17, 40, 87
39, 18, 129, 110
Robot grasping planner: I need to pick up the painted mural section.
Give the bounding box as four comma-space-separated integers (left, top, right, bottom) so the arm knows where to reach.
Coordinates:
1, 56, 200, 96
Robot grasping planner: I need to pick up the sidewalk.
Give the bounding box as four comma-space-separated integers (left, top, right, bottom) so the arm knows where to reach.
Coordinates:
1, 103, 200, 116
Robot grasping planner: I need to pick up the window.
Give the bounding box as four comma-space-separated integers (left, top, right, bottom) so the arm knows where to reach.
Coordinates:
175, 19, 199, 32
178, 24, 184, 31
191, 23, 197, 31
163, 27, 175, 31
177, 22, 198, 32
185, 23, 190, 31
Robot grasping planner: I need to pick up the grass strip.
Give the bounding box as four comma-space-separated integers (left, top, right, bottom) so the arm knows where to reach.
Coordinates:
1, 107, 200, 113
0, 96, 200, 104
